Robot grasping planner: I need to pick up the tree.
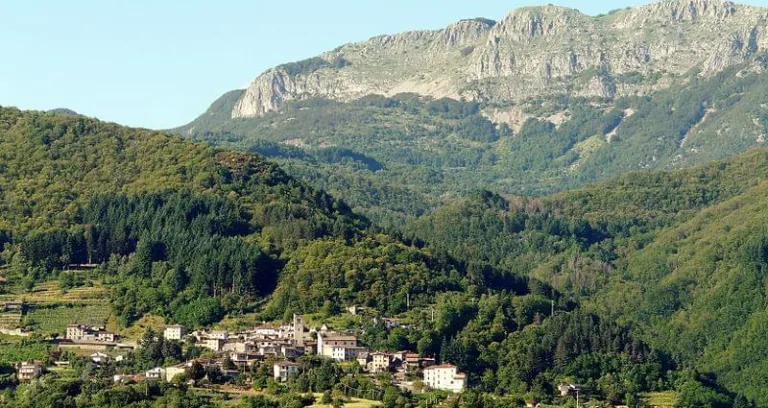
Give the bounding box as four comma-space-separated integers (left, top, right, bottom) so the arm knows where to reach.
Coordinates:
321, 390, 332, 404
189, 361, 205, 382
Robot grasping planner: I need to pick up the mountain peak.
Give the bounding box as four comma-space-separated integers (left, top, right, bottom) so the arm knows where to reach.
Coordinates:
224, 0, 768, 119
642, 0, 738, 21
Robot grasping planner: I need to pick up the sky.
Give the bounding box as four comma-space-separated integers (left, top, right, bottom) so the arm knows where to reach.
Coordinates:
1, 0, 766, 129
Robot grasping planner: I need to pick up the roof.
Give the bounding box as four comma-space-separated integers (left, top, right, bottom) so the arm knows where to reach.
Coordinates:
166, 324, 185, 329
424, 364, 457, 370
319, 331, 357, 340
275, 361, 300, 367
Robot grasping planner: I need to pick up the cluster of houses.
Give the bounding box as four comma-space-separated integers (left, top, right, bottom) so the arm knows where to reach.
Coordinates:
17, 314, 466, 393
156, 314, 466, 392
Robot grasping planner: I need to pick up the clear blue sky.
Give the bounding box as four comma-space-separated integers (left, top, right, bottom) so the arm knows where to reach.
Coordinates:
1, 0, 765, 129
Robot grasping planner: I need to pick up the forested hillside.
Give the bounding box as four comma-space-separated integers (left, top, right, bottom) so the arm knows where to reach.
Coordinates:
179, 56, 768, 228
403, 148, 768, 404
0, 106, 476, 328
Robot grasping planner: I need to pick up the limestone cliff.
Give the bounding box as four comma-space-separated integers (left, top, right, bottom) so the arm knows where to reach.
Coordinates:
230, 0, 768, 119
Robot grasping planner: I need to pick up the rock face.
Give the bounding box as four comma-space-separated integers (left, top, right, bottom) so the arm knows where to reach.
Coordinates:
231, 0, 768, 119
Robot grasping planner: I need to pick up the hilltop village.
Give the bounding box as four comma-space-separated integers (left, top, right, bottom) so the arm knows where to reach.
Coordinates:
12, 312, 467, 396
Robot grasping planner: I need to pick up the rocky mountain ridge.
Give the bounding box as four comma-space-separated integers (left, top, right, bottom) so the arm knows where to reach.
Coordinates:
230, 0, 768, 119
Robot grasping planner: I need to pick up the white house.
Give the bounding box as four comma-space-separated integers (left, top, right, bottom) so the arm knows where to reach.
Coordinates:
423, 364, 466, 393
17, 360, 43, 381
273, 361, 300, 382
89, 352, 111, 364
145, 367, 165, 380
163, 325, 187, 341
317, 332, 363, 361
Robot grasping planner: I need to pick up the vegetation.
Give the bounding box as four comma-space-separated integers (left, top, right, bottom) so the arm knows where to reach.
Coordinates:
3, 106, 768, 406
179, 56, 768, 230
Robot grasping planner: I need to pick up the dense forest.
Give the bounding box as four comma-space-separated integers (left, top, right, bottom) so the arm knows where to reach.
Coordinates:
402, 149, 768, 405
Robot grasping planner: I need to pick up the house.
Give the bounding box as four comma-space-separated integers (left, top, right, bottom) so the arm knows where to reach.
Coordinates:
17, 360, 43, 381
381, 318, 402, 330
558, 383, 582, 397
317, 332, 363, 361
145, 367, 165, 380
163, 325, 187, 341
230, 352, 261, 365
202, 338, 226, 352
423, 364, 466, 393
370, 352, 392, 373
113, 374, 141, 383
65, 324, 117, 343
329, 345, 365, 361
165, 365, 187, 382
273, 361, 300, 382
357, 352, 371, 367
406, 353, 435, 370
96, 331, 116, 342
89, 352, 111, 364
210, 330, 229, 340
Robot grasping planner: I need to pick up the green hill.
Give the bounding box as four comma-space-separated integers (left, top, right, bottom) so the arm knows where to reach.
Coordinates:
403, 148, 768, 404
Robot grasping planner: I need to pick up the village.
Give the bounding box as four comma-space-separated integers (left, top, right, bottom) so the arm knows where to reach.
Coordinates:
12, 312, 469, 396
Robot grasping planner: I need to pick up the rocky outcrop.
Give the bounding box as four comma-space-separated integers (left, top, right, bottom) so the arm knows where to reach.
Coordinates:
230, 0, 768, 119
439, 19, 496, 48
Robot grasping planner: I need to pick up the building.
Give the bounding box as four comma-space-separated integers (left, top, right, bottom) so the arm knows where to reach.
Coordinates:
357, 352, 371, 367
145, 367, 165, 380
370, 352, 392, 373
202, 338, 226, 352
163, 325, 187, 341
558, 384, 582, 397
328, 345, 365, 361
317, 332, 361, 361
293, 314, 305, 346
17, 360, 43, 381
210, 331, 228, 340
423, 364, 466, 393
381, 318, 402, 330
273, 361, 300, 382
230, 352, 261, 365
65, 324, 117, 343
165, 365, 187, 382
89, 352, 111, 364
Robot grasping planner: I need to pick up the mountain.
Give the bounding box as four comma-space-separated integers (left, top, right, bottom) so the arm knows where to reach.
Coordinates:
229, 0, 764, 118
403, 147, 768, 404
177, 0, 768, 228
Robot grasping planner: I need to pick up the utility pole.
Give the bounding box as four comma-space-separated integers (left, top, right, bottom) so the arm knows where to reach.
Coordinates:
551, 299, 555, 316
407, 292, 410, 310
576, 388, 580, 408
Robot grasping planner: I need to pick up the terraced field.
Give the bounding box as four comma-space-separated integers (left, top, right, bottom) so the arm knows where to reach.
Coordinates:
22, 304, 112, 334
0, 311, 22, 329
0, 281, 110, 306
0, 278, 113, 335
